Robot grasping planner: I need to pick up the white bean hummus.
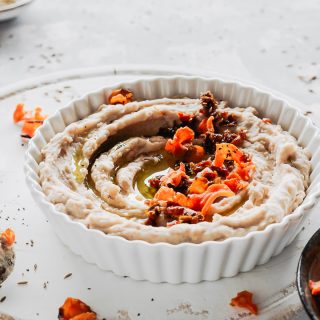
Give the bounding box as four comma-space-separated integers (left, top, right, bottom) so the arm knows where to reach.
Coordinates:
39, 90, 310, 244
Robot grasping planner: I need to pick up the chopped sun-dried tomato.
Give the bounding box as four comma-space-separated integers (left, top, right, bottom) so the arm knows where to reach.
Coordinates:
201, 189, 234, 215
206, 183, 231, 193
309, 280, 320, 295
187, 184, 232, 211
154, 187, 189, 207
207, 116, 214, 132
214, 143, 246, 167
154, 186, 175, 202
262, 118, 272, 124
198, 116, 214, 134
200, 167, 217, 180
235, 164, 255, 181
230, 290, 258, 315
224, 178, 248, 193
0, 228, 15, 247
174, 192, 189, 207
185, 145, 206, 163
58, 297, 97, 320
165, 126, 195, 158
160, 163, 187, 187
145, 90, 256, 227
108, 88, 133, 105
178, 112, 193, 123
198, 118, 208, 133
188, 177, 208, 194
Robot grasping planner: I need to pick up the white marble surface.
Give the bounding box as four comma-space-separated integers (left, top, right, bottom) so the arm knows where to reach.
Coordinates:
0, 0, 319, 106
0, 0, 319, 319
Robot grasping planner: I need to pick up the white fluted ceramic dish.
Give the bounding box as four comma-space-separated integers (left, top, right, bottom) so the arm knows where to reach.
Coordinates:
24, 76, 320, 283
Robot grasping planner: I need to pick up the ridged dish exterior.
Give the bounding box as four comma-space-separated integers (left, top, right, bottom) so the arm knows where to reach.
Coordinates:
24, 76, 320, 283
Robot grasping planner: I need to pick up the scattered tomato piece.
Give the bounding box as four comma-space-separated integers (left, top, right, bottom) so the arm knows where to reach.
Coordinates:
230, 290, 258, 315
309, 280, 320, 295
71, 313, 97, 320
0, 228, 15, 247
13, 103, 26, 123
21, 120, 43, 138
108, 88, 133, 105
13, 104, 47, 139
58, 297, 97, 320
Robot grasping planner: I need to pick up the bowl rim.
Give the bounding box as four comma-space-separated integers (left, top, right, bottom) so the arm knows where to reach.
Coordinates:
24, 74, 320, 248
0, 0, 33, 12
296, 228, 320, 320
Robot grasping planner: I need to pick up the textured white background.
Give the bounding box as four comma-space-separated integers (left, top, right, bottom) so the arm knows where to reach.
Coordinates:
1, 0, 320, 319
0, 0, 319, 105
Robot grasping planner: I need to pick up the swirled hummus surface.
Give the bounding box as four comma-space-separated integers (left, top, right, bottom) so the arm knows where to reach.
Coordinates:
39, 90, 311, 244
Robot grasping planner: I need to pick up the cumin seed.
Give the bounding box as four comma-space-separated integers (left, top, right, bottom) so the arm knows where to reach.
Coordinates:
64, 273, 72, 279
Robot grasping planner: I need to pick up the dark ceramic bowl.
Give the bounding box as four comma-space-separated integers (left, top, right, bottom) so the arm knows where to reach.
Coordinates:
297, 228, 320, 319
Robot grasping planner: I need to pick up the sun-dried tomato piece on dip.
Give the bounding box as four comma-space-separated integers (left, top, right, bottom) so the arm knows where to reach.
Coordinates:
145, 91, 255, 227
58, 297, 97, 320
108, 88, 133, 105
230, 290, 258, 315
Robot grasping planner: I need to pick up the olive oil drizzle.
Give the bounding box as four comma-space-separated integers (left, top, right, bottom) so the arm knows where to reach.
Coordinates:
134, 152, 175, 199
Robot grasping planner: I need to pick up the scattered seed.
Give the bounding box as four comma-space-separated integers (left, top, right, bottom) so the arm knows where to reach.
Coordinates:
17, 281, 28, 285
0, 296, 6, 303
64, 273, 72, 279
